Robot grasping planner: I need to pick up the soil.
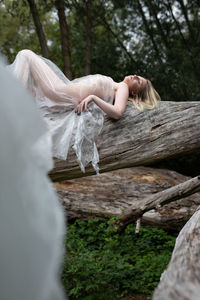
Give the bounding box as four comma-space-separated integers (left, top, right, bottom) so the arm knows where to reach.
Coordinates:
120, 295, 151, 300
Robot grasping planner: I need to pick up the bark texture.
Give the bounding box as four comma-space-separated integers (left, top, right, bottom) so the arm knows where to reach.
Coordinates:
115, 175, 200, 231
50, 100, 200, 298
153, 207, 200, 300
49, 101, 200, 181
54, 166, 200, 230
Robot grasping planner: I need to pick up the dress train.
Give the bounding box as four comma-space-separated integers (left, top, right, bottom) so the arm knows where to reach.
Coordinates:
7, 50, 115, 173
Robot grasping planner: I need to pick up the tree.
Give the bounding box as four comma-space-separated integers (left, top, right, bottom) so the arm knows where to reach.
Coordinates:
26, 0, 49, 57
55, 0, 73, 78
1, 0, 200, 100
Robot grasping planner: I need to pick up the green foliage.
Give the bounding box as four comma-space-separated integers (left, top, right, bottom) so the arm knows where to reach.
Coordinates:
0, 0, 41, 61
61, 218, 176, 300
1, 0, 200, 101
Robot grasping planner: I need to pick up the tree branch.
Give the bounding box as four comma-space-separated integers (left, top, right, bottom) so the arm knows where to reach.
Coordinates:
115, 175, 200, 232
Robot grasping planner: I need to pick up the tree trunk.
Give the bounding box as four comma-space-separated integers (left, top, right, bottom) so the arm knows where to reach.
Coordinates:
54, 166, 200, 231
55, 0, 73, 79
85, 0, 92, 75
49, 101, 200, 181
26, 0, 49, 58
153, 207, 200, 300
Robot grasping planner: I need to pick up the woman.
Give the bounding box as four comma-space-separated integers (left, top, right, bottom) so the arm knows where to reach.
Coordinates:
75, 74, 160, 118
7, 49, 160, 173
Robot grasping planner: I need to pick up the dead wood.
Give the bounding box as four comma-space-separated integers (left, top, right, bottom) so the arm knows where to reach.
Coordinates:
153, 207, 200, 300
49, 101, 200, 181
115, 175, 200, 232
54, 167, 200, 230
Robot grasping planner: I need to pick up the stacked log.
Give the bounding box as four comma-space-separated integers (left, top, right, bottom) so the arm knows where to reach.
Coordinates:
54, 166, 200, 231
50, 101, 200, 298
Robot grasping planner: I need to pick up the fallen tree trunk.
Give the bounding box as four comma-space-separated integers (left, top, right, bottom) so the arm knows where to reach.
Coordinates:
153, 207, 200, 300
54, 166, 200, 230
115, 175, 200, 231
49, 101, 200, 181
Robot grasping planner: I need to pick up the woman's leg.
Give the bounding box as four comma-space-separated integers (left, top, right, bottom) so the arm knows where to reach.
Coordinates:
13, 50, 79, 103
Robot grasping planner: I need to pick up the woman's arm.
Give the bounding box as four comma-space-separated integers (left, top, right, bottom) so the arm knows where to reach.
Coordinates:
75, 82, 129, 120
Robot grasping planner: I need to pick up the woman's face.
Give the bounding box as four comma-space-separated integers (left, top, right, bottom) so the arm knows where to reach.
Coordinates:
123, 75, 147, 95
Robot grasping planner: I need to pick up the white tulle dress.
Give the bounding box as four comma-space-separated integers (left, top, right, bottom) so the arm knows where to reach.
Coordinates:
7, 50, 115, 173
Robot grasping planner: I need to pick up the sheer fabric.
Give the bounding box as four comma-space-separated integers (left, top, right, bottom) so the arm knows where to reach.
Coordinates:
7, 50, 115, 173
0, 56, 65, 300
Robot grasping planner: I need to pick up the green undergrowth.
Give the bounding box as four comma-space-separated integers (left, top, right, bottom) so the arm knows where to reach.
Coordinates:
61, 218, 177, 300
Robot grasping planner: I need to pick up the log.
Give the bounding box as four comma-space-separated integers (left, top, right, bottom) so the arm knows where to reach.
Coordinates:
153, 207, 200, 300
54, 166, 200, 230
115, 175, 200, 231
49, 101, 200, 181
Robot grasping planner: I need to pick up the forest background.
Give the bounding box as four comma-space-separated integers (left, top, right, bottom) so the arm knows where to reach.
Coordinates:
1, 0, 200, 299
1, 0, 200, 103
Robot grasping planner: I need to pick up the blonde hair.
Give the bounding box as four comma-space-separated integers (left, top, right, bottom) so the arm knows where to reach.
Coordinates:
128, 79, 160, 112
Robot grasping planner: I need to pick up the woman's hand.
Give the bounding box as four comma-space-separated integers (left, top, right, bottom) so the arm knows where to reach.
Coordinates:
75, 95, 95, 114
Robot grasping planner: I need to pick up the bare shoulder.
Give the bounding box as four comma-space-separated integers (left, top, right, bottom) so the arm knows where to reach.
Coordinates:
112, 81, 129, 111
115, 82, 129, 99
117, 81, 128, 90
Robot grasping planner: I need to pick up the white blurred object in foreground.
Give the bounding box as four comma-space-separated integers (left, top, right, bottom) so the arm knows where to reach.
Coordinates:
0, 56, 66, 300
